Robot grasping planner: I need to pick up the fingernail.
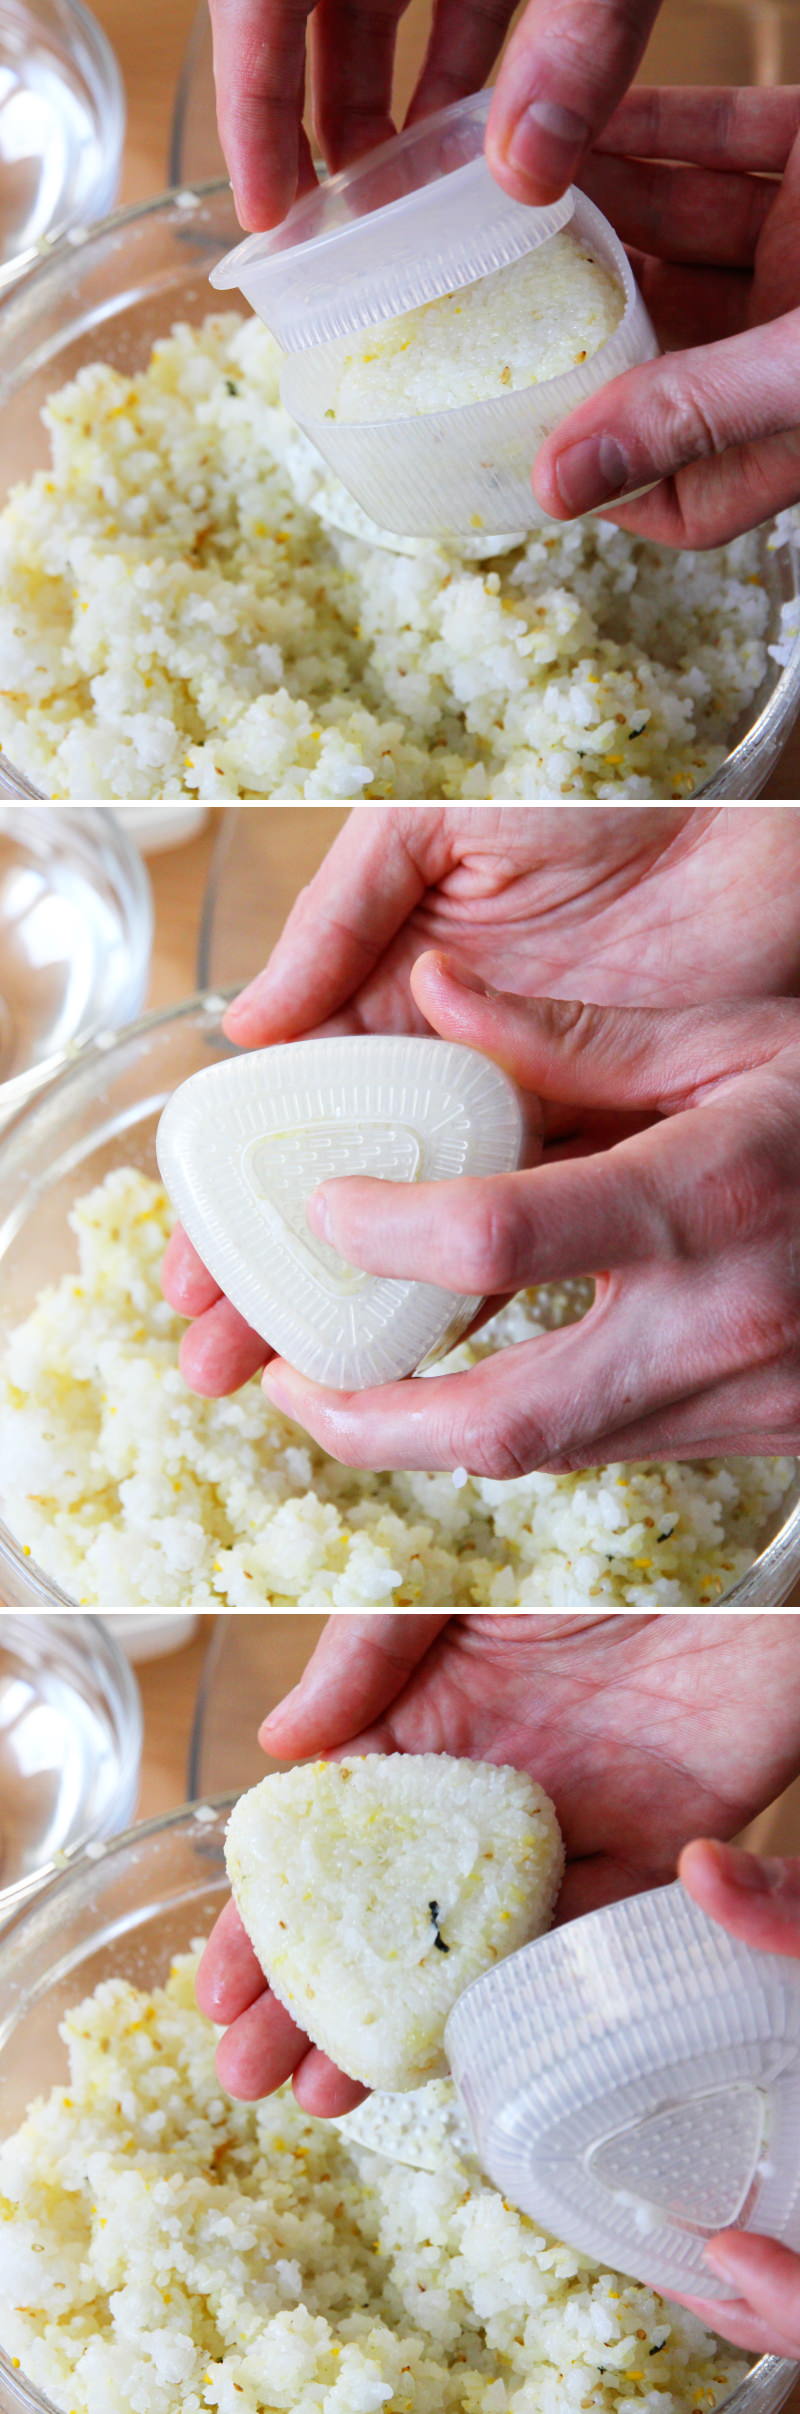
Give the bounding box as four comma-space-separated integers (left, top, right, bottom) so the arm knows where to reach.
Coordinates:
702, 2238, 741, 2280
719, 1846, 788, 1896
307, 1189, 332, 1242
261, 1364, 295, 1413
260, 1683, 300, 1734
505, 96, 588, 192
441, 962, 491, 997
553, 433, 632, 516
224, 976, 266, 1026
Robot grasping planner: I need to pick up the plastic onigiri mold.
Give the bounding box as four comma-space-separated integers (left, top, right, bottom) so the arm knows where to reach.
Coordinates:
156, 1033, 524, 1388
209, 93, 657, 541
445, 1880, 800, 2297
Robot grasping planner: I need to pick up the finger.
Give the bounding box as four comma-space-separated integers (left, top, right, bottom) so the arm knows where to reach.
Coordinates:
407, 953, 796, 1112
593, 423, 800, 548
196, 1899, 267, 2022
215, 1987, 312, 2099
628, 257, 751, 351
579, 154, 774, 268
222, 808, 443, 1046
209, 0, 315, 228
486, 0, 662, 207
310, 0, 404, 170
292, 2048, 369, 2115
532, 307, 800, 539
408, 0, 516, 126
179, 1296, 269, 1395
260, 1261, 756, 1474
679, 1838, 800, 1957
259, 1613, 450, 1751
703, 2232, 800, 2353
162, 1223, 222, 1316
593, 83, 800, 172
666, 2286, 798, 2358
539, 1353, 800, 1466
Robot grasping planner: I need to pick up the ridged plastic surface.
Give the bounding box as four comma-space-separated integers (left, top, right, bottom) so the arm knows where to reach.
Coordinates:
210, 93, 573, 347
280, 191, 658, 540
445, 1882, 800, 2297
156, 1034, 524, 1388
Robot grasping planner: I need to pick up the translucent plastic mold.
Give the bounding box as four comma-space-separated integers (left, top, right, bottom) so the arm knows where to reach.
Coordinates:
209, 93, 573, 349
210, 96, 657, 541
156, 1034, 525, 1388
445, 1881, 800, 2298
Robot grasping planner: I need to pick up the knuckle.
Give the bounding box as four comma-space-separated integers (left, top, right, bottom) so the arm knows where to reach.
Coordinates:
668, 1137, 784, 1260
648, 373, 725, 471
457, 1404, 549, 1482
453, 1189, 524, 1294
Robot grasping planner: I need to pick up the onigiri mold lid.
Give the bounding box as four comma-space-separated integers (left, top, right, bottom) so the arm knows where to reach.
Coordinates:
155, 1033, 525, 1389
209, 91, 574, 351
445, 1881, 800, 2299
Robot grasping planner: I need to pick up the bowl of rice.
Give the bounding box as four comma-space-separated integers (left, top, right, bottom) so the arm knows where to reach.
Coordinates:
0, 182, 799, 802
0, 1797, 797, 2414
0, 992, 798, 1611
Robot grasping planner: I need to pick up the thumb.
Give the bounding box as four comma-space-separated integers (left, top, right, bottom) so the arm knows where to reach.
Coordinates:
531, 308, 800, 537
680, 1839, 800, 1960
408, 952, 797, 1112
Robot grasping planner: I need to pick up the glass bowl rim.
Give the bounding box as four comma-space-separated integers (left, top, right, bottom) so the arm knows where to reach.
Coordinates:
0, 1793, 795, 2414
0, 179, 798, 802
0, 1613, 143, 1921
0, 804, 155, 1122
0, 982, 797, 1608
0, 0, 126, 292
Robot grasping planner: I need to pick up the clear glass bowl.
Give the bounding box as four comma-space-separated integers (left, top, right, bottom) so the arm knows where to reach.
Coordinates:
0, 0, 124, 290
0, 181, 798, 799
0, 990, 797, 1609
0, 1614, 141, 1926
0, 1800, 796, 2414
0, 806, 153, 1123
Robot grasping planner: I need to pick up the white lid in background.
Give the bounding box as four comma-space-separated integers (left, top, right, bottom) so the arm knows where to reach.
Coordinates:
209, 92, 573, 350
445, 1882, 800, 2299
113, 807, 209, 853
156, 1034, 525, 1389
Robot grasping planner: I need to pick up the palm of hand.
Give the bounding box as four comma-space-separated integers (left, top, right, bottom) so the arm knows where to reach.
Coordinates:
198, 1614, 800, 2108
311, 808, 800, 1038
337, 1614, 800, 1921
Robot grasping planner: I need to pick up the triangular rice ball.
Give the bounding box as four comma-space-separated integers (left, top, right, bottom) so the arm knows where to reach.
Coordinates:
225, 1752, 563, 2090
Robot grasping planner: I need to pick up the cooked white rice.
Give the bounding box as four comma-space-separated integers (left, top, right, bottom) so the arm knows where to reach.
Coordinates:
330, 235, 623, 418
0, 1949, 748, 2414
0, 1167, 792, 1608
0, 313, 773, 800
226, 1755, 563, 2088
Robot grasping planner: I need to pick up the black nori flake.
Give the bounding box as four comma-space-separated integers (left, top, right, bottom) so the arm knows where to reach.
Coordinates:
225, 378, 238, 395
649, 2341, 669, 2355
429, 1900, 450, 1952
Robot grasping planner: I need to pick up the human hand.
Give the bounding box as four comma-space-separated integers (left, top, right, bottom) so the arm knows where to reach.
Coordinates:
196, 1611, 800, 2111
668, 1837, 800, 2354
257, 950, 800, 1474
211, 0, 662, 232
161, 806, 800, 1399
533, 85, 800, 546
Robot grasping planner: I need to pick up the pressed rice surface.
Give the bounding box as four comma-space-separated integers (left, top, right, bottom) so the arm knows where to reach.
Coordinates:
0, 314, 774, 800
330, 235, 624, 417
0, 1950, 749, 2414
226, 1756, 562, 2088
0, 1168, 792, 1608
